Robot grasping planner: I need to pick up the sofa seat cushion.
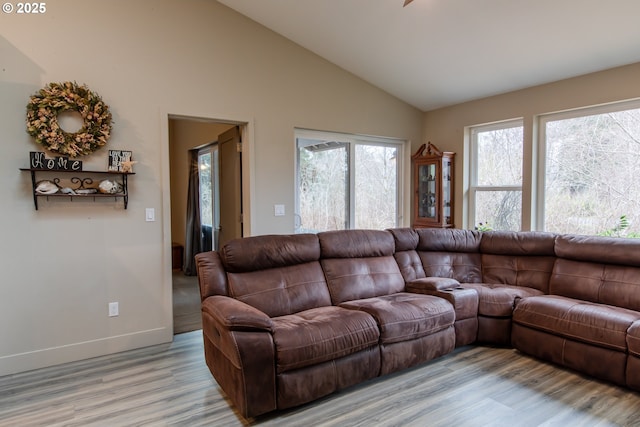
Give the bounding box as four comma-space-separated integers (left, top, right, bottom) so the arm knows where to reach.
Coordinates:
339, 292, 454, 345
463, 283, 543, 317
271, 306, 380, 373
513, 295, 640, 352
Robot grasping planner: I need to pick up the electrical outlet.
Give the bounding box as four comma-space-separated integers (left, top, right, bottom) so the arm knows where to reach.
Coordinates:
108, 302, 119, 317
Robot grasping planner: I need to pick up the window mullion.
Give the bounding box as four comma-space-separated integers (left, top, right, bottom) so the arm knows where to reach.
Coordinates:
347, 142, 355, 229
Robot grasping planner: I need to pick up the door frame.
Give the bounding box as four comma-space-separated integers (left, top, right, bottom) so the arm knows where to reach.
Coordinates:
160, 110, 254, 336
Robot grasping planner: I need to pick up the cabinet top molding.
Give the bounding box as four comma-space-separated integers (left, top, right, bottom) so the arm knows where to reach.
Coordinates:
412, 142, 454, 159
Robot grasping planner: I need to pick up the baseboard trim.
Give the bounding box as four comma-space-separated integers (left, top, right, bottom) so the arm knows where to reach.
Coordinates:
0, 327, 173, 376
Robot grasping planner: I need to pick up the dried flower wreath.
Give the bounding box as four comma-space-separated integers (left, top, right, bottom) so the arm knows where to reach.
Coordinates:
26, 82, 112, 157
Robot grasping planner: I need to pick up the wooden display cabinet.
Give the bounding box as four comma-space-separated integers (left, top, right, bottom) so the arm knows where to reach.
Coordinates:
412, 142, 455, 228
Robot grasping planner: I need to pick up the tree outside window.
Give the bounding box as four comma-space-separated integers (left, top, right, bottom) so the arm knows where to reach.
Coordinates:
542, 106, 640, 237
296, 131, 403, 233
469, 121, 523, 231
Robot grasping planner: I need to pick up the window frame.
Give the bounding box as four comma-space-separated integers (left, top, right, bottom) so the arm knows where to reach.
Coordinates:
468, 119, 524, 231
294, 128, 406, 232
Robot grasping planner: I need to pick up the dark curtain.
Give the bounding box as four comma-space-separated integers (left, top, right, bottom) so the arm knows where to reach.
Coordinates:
183, 149, 202, 276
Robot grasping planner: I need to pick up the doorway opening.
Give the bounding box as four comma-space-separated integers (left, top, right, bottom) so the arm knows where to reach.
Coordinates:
168, 115, 246, 334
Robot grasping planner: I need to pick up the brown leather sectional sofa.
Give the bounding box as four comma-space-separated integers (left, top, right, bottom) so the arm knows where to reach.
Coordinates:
195, 227, 640, 419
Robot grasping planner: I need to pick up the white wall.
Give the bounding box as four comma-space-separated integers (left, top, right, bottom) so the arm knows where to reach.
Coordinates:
0, 0, 423, 375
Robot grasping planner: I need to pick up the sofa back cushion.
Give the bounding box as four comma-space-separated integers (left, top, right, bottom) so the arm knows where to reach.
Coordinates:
554, 234, 640, 267
550, 235, 640, 310
480, 231, 557, 293
319, 229, 405, 304
415, 228, 483, 283
220, 234, 331, 317
550, 259, 640, 311
388, 228, 425, 282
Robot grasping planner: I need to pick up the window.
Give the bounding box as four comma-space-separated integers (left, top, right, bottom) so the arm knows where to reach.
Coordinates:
295, 129, 404, 233
198, 145, 219, 250
539, 101, 640, 236
469, 120, 523, 231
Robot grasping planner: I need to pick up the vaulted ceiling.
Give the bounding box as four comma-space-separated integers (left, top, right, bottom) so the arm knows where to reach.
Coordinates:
218, 0, 640, 111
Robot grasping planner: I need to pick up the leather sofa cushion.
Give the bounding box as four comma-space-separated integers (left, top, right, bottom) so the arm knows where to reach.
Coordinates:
550, 258, 640, 311
228, 261, 331, 318
220, 233, 320, 273
628, 321, 640, 357
272, 306, 379, 373
415, 228, 482, 252
419, 252, 483, 283
406, 229, 483, 284
480, 231, 557, 256
322, 256, 405, 305
555, 234, 640, 267
513, 295, 640, 351
463, 283, 543, 317
481, 254, 555, 293
195, 251, 228, 298
319, 229, 395, 258
339, 293, 455, 344
393, 250, 426, 283
388, 227, 419, 252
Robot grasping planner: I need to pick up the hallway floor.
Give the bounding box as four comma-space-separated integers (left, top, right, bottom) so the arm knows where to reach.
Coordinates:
172, 271, 201, 334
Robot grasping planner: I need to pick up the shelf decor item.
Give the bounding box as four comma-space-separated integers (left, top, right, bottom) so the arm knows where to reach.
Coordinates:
108, 150, 135, 172
412, 142, 455, 228
98, 179, 123, 194
29, 151, 82, 171
26, 81, 112, 157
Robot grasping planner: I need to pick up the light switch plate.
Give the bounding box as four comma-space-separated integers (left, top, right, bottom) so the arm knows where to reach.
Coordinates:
274, 204, 285, 216
108, 302, 119, 317
145, 208, 155, 222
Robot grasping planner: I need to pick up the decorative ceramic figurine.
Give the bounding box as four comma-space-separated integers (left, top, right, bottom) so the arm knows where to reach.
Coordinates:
98, 179, 123, 194
35, 180, 59, 194
60, 187, 77, 195
76, 188, 97, 195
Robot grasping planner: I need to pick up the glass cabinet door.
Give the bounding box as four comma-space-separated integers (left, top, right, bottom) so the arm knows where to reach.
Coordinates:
418, 162, 438, 220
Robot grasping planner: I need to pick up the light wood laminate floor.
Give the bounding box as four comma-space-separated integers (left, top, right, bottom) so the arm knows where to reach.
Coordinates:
172, 271, 202, 334
1, 330, 640, 426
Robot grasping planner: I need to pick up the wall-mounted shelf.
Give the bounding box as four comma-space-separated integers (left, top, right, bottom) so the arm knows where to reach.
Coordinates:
20, 168, 134, 210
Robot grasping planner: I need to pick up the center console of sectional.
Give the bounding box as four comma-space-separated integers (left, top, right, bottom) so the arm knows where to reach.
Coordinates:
390, 228, 556, 345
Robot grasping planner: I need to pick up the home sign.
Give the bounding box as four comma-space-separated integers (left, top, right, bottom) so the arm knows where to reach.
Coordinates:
29, 151, 83, 171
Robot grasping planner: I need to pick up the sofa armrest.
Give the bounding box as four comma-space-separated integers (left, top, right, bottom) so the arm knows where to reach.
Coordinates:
202, 295, 273, 332
201, 295, 277, 418
407, 277, 461, 292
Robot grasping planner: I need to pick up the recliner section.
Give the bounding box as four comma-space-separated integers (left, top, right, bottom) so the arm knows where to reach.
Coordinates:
511, 234, 640, 386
